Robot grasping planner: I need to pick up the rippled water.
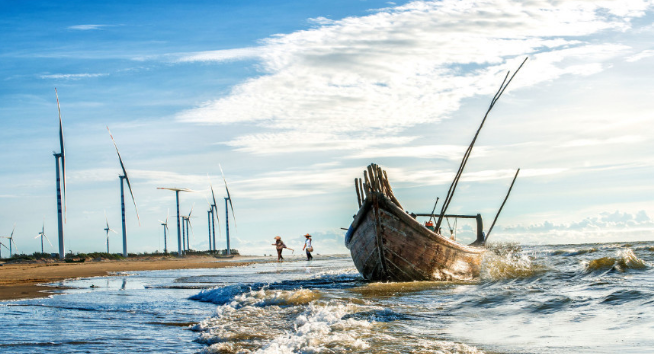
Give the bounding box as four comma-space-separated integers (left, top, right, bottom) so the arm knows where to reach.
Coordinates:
1, 242, 653, 353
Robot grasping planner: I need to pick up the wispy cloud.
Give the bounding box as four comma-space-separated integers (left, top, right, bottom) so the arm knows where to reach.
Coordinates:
175, 0, 651, 154
625, 49, 654, 62
558, 135, 646, 148
492, 210, 654, 244
67, 24, 111, 31
143, 47, 262, 63
39, 73, 108, 80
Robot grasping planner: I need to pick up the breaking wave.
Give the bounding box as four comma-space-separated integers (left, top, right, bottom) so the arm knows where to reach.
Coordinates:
585, 249, 648, 273
480, 245, 548, 281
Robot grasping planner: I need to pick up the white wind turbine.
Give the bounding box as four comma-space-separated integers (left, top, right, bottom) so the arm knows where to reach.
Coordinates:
1, 224, 17, 258
103, 211, 118, 254
35, 220, 53, 254
158, 210, 170, 254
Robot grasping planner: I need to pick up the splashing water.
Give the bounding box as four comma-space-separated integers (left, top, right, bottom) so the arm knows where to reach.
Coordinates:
480, 243, 548, 280
586, 249, 648, 272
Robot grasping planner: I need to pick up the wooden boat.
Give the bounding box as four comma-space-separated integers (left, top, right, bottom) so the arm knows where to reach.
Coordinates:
345, 164, 486, 281
344, 59, 528, 282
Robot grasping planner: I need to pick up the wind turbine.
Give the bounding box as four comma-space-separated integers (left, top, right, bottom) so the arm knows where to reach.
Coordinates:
53, 88, 66, 260
208, 176, 222, 252
219, 164, 236, 255
1, 224, 17, 258
181, 204, 195, 252
0, 242, 8, 259
35, 220, 53, 254
103, 211, 118, 254
107, 127, 140, 258
159, 210, 169, 254
157, 187, 193, 256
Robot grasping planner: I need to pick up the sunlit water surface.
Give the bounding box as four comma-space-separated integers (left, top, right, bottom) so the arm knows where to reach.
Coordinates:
1, 242, 654, 353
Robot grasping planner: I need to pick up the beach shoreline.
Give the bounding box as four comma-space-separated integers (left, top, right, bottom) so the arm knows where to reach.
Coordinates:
0, 255, 265, 301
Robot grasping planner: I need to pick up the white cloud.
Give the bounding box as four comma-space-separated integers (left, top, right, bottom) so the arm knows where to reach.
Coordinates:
492, 210, 654, 244
176, 0, 652, 154
625, 49, 654, 62
67, 24, 110, 31
558, 135, 646, 148
172, 47, 262, 63
39, 73, 108, 80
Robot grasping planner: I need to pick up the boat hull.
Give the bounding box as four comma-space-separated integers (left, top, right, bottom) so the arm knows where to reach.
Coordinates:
346, 194, 484, 281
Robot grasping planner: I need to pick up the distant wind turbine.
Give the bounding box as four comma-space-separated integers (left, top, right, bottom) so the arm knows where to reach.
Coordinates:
181, 204, 195, 253
157, 187, 193, 256
219, 164, 236, 255
107, 127, 140, 258
159, 210, 169, 253
53, 88, 66, 260
0, 242, 8, 259
208, 175, 222, 252
1, 224, 17, 258
103, 211, 118, 253
35, 220, 53, 254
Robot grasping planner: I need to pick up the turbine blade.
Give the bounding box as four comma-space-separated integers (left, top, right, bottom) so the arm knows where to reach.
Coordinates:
10, 223, 15, 238
107, 127, 140, 225
0, 243, 8, 250
43, 233, 54, 247
35, 234, 41, 239
219, 165, 237, 230
105, 210, 110, 229
188, 203, 195, 218
55, 88, 67, 222
109, 228, 118, 234
208, 175, 222, 238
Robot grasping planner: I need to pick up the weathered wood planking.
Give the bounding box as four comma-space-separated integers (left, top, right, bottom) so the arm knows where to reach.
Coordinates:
347, 192, 483, 282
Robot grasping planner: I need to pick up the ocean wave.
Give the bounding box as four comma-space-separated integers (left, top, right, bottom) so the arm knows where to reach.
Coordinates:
190, 284, 252, 305
551, 248, 598, 256
480, 250, 548, 281
585, 249, 648, 273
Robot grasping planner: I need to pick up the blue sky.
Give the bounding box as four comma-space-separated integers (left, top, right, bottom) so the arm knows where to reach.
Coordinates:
1, 0, 653, 256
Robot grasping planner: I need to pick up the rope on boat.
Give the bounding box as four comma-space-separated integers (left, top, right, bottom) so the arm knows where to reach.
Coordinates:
355, 163, 403, 210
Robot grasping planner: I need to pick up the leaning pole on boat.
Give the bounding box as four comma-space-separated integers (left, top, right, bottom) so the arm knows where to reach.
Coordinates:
485, 168, 520, 242
435, 57, 528, 233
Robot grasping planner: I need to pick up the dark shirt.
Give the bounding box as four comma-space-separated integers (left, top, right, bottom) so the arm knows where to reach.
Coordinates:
275, 240, 286, 250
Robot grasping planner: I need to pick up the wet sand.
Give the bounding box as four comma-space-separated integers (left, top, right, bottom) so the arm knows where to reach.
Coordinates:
0, 255, 259, 301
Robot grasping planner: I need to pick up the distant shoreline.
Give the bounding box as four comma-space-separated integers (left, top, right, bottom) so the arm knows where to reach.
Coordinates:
0, 255, 265, 301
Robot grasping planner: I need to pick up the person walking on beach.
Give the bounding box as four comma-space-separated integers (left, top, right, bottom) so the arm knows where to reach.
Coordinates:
272, 236, 287, 261
302, 233, 313, 261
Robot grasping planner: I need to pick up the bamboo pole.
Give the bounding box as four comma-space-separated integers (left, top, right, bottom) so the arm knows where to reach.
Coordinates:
366, 165, 376, 192
485, 168, 520, 242
435, 57, 528, 232
354, 178, 361, 209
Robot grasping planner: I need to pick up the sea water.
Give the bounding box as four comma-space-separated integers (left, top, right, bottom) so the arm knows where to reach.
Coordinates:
1, 242, 653, 353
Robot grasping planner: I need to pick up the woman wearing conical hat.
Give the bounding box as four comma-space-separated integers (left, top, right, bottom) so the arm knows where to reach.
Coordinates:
302, 234, 313, 261
272, 236, 287, 262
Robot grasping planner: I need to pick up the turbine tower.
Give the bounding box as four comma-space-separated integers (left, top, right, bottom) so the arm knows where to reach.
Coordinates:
186, 204, 194, 251
206, 208, 212, 251
107, 127, 140, 258
208, 176, 222, 252
104, 211, 118, 253
1, 224, 17, 258
159, 211, 169, 254
35, 220, 53, 254
220, 165, 236, 255
54, 88, 66, 260
157, 187, 193, 256
0, 242, 8, 259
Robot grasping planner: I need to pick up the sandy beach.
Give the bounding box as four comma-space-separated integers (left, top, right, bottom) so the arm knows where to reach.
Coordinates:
0, 255, 258, 301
